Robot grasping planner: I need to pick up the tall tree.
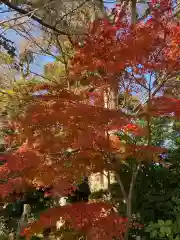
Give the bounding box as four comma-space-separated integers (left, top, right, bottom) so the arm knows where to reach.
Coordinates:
0, 2, 179, 240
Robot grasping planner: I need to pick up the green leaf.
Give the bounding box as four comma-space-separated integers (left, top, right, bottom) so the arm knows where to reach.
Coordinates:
145, 225, 152, 232
158, 220, 165, 226
150, 229, 158, 238
160, 226, 167, 234
165, 220, 173, 226
165, 226, 172, 235
159, 230, 165, 238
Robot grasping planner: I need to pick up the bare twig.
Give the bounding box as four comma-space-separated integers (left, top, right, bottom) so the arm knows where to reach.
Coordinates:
0, 9, 38, 35
29, 70, 59, 83
1, 0, 86, 36
0, 8, 38, 26
14, 25, 61, 61
54, 0, 89, 28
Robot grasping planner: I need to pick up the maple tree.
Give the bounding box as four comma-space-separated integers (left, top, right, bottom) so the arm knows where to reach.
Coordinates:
0, 1, 180, 239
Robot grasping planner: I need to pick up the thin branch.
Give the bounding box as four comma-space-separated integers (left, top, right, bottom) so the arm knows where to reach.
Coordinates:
54, 0, 89, 28
14, 25, 61, 61
0, 8, 38, 26
173, 2, 180, 17
133, 65, 180, 113
1, 0, 77, 36
129, 74, 149, 91
0, 9, 38, 35
128, 164, 140, 201
29, 70, 58, 83
0, 9, 15, 14
146, 71, 153, 145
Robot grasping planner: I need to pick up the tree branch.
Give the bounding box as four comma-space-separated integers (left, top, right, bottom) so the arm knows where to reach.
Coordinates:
128, 164, 140, 205
0, 8, 37, 25
1, 0, 72, 36
124, 163, 140, 240
115, 171, 127, 200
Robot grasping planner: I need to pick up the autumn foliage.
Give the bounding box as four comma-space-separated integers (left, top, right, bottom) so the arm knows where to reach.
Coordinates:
0, 1, 180, 239
24, 202, 129, 239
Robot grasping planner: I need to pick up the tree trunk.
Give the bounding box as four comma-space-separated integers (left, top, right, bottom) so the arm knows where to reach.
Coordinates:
101, 87, 118, 190
131, 0, 137, 25
124, 164, 140, 240
104, 88, 117, 109
16, 204, 31, 240
124, 198, 132, 240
